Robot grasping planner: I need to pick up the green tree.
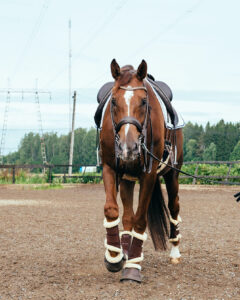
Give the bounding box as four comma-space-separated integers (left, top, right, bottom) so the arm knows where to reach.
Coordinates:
81, 128, 97, 165
203, 142, 216, 161
204, 120, 240, 160
185, 139, 199, 161
183, 122, 204, 160
230, 141, 240, 160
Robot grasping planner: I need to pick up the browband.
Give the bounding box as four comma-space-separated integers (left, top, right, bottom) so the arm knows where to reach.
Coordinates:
119, 86, 147, 92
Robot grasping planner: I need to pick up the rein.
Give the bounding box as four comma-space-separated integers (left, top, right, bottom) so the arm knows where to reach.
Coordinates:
106, 83, 240, 200
141, 143, 240, 187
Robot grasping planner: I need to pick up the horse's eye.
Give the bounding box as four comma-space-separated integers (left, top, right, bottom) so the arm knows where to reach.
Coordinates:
112, 98, 117, 106
141, 98, 147, 106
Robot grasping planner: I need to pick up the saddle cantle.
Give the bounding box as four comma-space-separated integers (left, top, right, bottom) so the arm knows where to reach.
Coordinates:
96, 77, 173, 104
95, 82, 113, 128
94, 75, 184, 130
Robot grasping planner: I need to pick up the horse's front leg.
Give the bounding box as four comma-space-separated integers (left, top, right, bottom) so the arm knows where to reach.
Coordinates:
164, 169, 182, 264
119, 179, 135, 259
103, 164, 124, 272
121, 173, 156, 283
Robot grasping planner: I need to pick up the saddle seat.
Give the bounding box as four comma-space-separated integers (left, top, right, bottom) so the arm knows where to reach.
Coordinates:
94, 75, 184, 130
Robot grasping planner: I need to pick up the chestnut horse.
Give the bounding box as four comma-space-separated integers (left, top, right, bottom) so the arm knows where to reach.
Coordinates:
100, 59, 183, 283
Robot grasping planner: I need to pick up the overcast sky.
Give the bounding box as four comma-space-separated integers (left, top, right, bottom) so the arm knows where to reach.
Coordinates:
0, 0, 239, 153
0, 0, 240, 91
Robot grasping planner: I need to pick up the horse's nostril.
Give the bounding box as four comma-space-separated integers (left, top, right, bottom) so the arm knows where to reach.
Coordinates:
118, 141, 140, 161
133, 143, 138, 153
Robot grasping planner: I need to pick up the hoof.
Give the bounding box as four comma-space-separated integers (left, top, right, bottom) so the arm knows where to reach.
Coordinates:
120, 268, 142, 283
104, 257, 124, 273
170, 257, 181, 264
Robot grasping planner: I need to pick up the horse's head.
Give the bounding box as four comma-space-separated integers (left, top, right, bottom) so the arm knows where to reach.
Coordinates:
110, 59, 148, 162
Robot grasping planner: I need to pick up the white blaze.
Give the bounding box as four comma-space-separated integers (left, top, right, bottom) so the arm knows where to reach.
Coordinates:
124, 88, 134, 117
123, 88, 134, 153
125, 123, 130, 136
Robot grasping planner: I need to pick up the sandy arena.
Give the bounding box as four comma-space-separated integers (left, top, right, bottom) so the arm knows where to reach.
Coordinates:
0, 184, 239, 299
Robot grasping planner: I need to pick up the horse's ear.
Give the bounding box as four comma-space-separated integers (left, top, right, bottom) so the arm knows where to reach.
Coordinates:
111, 59, 120, 80
137, 60, 147, 80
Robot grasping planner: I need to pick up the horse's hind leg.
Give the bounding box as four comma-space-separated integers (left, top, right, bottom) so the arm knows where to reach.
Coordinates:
103, 164, 124, 272
164, 169, 182, 264
120, 179, 135, 259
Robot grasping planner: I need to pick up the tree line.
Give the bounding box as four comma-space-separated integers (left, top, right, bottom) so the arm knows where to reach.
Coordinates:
2, 120, 240, 168
183, 120, 240, 161
4, 128, 97, 172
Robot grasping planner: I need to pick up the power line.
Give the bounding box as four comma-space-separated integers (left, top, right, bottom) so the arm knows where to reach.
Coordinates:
11, 0, 51, 80
43, 0, 128, 88
73, 0, 128, 59
127, 0, 204, 60
81, 0, 204, 89
0, 89, 50, 165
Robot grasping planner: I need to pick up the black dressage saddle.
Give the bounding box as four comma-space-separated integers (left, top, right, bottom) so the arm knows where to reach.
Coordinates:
94, 74, 178, 128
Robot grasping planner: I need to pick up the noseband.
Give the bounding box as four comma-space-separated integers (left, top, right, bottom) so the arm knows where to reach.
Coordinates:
110, 83, 153, 177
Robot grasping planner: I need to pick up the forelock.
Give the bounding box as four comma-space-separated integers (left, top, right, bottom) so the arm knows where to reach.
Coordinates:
118, 65, 135, 86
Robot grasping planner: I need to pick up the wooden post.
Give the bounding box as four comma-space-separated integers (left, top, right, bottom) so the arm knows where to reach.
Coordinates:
225, 163, 232, 182
192, 165, 199, 185
48, 166, 52, 183
12, 166, 15, 184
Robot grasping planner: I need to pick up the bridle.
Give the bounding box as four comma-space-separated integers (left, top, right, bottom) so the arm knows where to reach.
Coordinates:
107, 82, 240, 194
110, 82, 153, 176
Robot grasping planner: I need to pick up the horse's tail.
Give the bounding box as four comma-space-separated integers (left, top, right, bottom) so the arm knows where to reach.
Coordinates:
148, 177, 169, 250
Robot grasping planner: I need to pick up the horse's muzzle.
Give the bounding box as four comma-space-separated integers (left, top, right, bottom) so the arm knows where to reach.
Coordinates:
118, 141, 141, 162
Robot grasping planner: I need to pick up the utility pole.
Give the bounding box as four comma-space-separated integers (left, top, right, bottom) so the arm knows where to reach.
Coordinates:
0, 89, 51, 166
0, 91, 10, 165
35, 81, 48, 172
68, 19, 72, 133
68, 91, 77, 176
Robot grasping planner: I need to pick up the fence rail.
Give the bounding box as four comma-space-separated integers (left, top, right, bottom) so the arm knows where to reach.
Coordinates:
179, 160, 240, 184
0, 164, 100, 184
0, 161, 239, 184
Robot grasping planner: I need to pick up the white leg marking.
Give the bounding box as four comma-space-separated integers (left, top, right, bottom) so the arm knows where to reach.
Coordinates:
170, 245, 181, 259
